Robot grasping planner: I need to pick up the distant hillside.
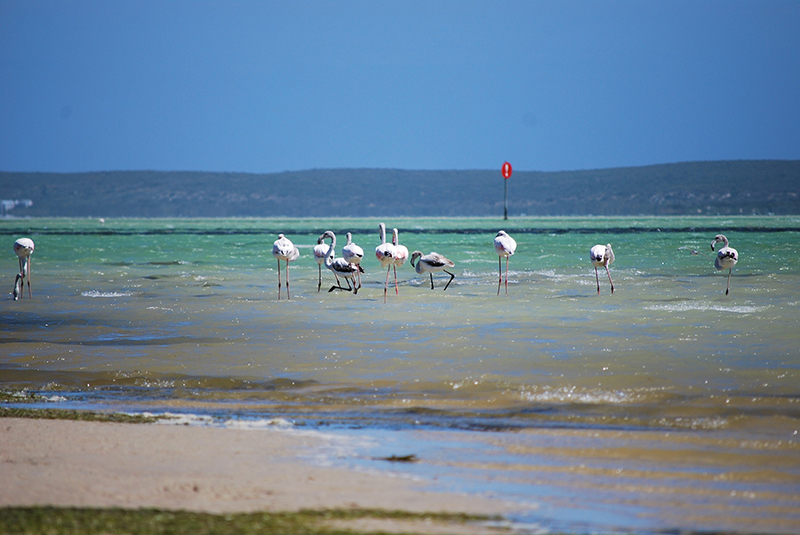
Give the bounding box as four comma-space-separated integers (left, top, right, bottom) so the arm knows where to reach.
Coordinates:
1, 160, 799, 217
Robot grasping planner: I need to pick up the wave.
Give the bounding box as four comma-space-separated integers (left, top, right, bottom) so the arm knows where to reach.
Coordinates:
643, 303, 768, 314
521, 386, 635, 405
80, 290, 138, 298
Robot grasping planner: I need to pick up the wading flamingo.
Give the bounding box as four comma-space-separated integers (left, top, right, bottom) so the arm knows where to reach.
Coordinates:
272, 234, 299, 300
313, 237, 329, 292
410, 251, 456, 290
493, 230, 517, 295
711, 234, 738, 295
375, 223, 395, 302
320, 231, 363, 294
390, 228, 409, 295
343, 232, 365, 291
590, 243, 615, 295
13, 238, 34, 300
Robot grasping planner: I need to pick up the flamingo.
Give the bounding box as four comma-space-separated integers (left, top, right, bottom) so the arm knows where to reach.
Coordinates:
313, 237, 329, 292
319, 231, 363, 294
13, 238, 34, 300
342, 232, 365, 291
272, 234, 299, 300
590, 243, 615, 295
375, 223, 395, 302
711, 234, 738, 295
678, 245, 711, 259
410, 251, 456, 290
493, 230, 517, 295
390, 228, 409, 295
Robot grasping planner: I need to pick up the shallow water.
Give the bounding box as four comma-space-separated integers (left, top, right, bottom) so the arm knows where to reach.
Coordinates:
2, 216, 799, 533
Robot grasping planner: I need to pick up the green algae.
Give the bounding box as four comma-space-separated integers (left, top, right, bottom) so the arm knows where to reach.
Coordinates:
0, 407, 162, 424
0, 507, 502, 535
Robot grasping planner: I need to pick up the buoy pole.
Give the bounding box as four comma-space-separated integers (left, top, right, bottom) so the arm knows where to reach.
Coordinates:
503, 179, 508, 220
501, 161, 512, 220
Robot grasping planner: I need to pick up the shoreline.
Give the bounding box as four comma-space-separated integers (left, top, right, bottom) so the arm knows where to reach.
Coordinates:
0, 417, 514, 533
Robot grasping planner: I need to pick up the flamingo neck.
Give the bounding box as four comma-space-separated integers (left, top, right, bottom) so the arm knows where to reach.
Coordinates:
324, 235, 337, 266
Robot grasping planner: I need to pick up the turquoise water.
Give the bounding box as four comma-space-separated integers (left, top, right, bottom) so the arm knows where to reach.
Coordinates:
2, 216, 799, 533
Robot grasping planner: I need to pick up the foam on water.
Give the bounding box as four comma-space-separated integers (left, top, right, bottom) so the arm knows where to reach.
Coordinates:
81, 290, 138, 298
520, 386, 635, 405
146, 412, 215, 426
222, 417, 294, 429
643, 302, 768, 314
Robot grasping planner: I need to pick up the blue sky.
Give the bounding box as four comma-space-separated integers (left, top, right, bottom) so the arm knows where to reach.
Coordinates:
1, 0, 798, 174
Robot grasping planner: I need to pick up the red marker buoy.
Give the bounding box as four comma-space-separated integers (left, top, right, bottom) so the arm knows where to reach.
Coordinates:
502, 162, 512, 179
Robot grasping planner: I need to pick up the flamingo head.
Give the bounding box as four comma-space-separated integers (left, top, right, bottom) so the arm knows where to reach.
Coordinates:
711, 234, 728, 251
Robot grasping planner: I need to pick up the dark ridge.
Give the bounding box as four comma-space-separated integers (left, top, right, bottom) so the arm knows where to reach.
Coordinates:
2, 160, 799, 217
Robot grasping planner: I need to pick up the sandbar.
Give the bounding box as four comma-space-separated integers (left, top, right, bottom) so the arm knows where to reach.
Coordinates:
0, 417, 512, 532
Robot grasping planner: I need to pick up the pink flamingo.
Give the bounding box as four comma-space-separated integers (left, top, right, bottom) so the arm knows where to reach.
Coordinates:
13, 238, 34, 300
493, 230, 517, 295
410, 251, 456, 290
343, 232, 365, 291
590, 243, 615, 295
272, 234, 299, 300
711, 234, 738, 295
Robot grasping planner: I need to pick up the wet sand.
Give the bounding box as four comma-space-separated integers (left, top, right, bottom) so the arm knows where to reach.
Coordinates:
0, 418, 512, 532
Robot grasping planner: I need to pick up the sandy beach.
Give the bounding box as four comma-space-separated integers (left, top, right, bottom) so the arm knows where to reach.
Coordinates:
0, 417, 513, 533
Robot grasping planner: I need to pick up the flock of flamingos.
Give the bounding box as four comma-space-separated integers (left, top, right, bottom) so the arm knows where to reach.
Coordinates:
270, 223, 739, 301
10, 226, 739, 302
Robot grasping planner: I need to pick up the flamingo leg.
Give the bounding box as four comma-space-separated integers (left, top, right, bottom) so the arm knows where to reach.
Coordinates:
285, 260, 291, 300
726, 268, 731, 295
384, 266, 392, 303
606, 265, 614, 294
277, 259, 283, 300
317, 264, 322, 292
505, 256, 510, 295
328, 280, 345, 292
393, 266, 399, 295
429, 273, 435, 290
497, 256, 502, 296
13, 274, 22, 300
330, 278, 352, 292
443, 270, 455, 291
595, 267, 601, 295
20, 257, 26, 299
328, 273, 347, 293
14, 258, 24, 300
